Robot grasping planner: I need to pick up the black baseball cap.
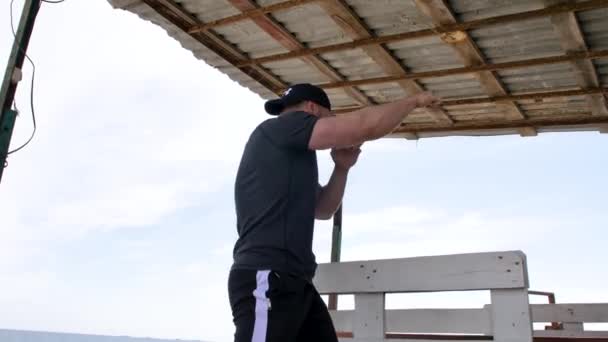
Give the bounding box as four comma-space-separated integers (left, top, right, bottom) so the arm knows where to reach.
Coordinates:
265, 83, 331, 115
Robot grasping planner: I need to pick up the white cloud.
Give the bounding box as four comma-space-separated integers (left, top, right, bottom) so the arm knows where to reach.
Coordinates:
340, 206, 558, 261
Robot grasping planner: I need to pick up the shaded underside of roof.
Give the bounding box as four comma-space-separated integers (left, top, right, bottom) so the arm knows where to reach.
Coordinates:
108, 0, 608, 139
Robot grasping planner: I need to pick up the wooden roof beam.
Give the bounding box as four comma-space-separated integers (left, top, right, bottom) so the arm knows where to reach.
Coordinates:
317, 50, 608, 90
188, 0, 319, 33
237, 0, 608, 67
393, 114, 608, 135
317, 0, 453, 124
545, 0, 608, 116
413, 0, 532, 137
333, 87, 608, 113
142, 0, 287, 95
226, 0, 373, 106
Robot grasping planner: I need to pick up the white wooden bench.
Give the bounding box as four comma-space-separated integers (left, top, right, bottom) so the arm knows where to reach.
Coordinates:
313, 251, 533, 342
530, 303, 608, 339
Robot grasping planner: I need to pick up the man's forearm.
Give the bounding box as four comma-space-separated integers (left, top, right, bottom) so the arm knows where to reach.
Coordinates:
316, 166, 349, 219
357, 96, 419, 141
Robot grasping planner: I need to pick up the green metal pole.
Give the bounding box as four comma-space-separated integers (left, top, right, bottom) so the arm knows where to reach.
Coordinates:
0, 0, 42, 184
328, 204, 342, 310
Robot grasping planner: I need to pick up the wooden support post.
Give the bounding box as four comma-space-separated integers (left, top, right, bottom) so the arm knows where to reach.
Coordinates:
490, 289, 533, 342
354, 293, 385, 342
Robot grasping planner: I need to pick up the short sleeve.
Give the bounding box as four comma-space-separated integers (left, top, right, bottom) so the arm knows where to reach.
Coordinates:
260, 111, 319, 150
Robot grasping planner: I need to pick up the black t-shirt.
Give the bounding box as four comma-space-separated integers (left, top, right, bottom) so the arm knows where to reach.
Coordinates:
232, 111, 319, 281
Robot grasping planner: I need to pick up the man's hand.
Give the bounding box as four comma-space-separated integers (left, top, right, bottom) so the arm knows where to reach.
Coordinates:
415, 92, 441, 109
317, 145, 361, 219
331, 144, 362, 170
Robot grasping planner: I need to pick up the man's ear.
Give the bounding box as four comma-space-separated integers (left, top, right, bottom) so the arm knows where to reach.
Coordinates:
305, 101, 320, 115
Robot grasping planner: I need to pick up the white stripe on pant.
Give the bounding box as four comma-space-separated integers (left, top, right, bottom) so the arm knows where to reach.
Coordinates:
251, 270, 270, 342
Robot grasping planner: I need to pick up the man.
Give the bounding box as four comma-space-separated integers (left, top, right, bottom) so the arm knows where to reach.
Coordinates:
229, 84, 439, 342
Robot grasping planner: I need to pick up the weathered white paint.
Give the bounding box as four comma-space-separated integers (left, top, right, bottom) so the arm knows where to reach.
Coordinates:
490, 289, 533, 342
531, 303, 608, 323
314, 251, 527, 294
331, 308, 492, 335
320, 251, 608, 342
562, 322, 584, 331
534, 330, 608, 338
353, 294, 385, 341
333, 304, 608, 336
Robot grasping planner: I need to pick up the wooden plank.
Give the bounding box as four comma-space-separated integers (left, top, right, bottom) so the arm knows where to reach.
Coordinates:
331, 310, 354, 333
545, 0, 608, 116
491, 289, 533, 342
338, 87, 608, 109
386, 132, 419, 140
353, 294, 385, 340
535, 331, 608, 338
519, 127, 538, 137
531, 304, 608, 323
562, 323, 584, 331
314, 251, 527, 294
318, 0, 453, 124
188, 0, 319, 33
226, 0, 372, 106
413, 0, 531, 138
331, 308, 492, 335
385, 308, 491, 335
393, 113, 608, 135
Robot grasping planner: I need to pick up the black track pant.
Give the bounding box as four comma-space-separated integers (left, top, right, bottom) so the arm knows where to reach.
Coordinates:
228, 269, 338, 342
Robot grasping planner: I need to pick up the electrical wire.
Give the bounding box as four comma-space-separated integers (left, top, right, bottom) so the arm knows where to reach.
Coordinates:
41, 0, 66, 3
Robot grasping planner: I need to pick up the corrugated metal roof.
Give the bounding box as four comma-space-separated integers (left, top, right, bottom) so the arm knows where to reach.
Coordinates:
108, 0, 608, 138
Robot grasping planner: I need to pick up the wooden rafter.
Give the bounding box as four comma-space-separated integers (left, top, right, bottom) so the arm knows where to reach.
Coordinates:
188, 0, 319, 33
333, 87, 608, 113
317, 50, 608, 90
142, 0, 287, 95
236, 0, 608, 67
317, 0, 453, 124
225, 0, 373, 106
545, 0, 608, 116
413, 0, 530, 138
393, 114, 608, 135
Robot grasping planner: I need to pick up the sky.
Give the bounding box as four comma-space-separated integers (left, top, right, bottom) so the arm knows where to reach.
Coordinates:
1, 1, 607, 341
